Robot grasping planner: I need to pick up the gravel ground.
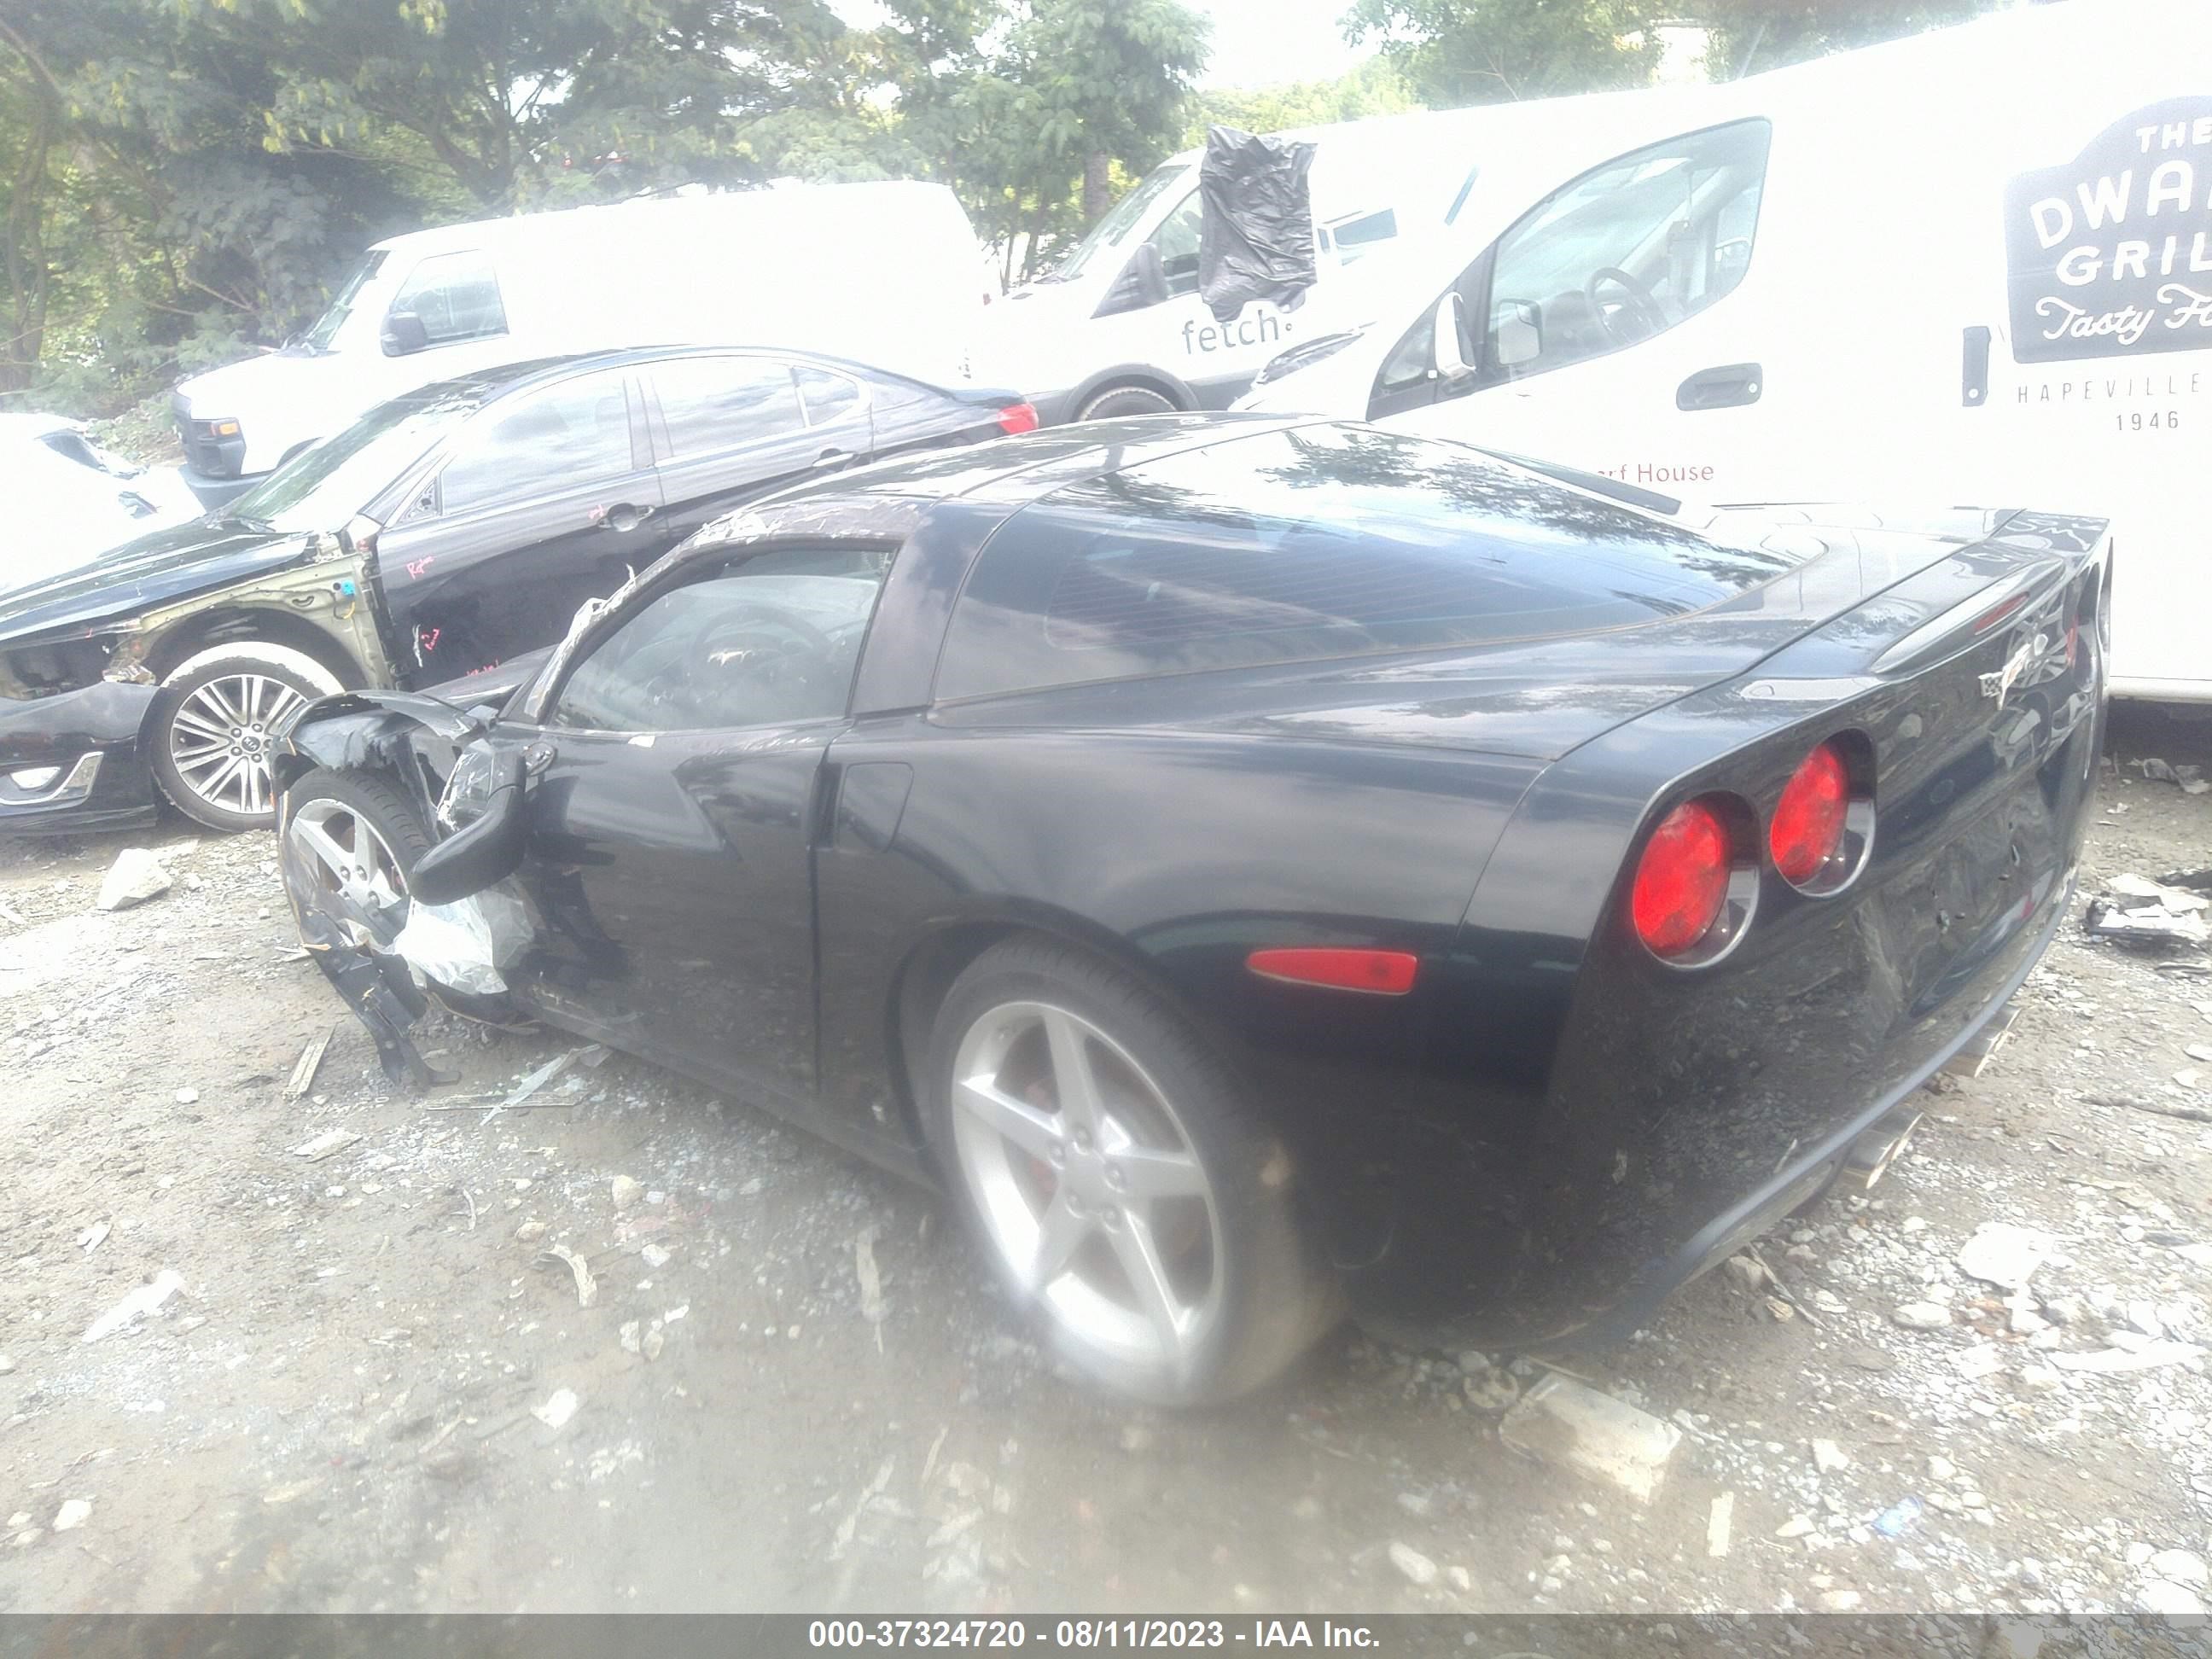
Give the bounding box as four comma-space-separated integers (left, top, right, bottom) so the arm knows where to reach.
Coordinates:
3, 707, 2211, 1617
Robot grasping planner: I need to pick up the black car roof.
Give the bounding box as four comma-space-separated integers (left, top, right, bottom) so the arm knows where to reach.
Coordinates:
398, 343, 987, 412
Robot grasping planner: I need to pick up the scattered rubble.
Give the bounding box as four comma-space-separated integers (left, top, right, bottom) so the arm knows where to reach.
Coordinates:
1387, 1542, 1438, 1587
82, 1270, 184, 1342
1499, 1374, 1681, 1503
95, 848, 171, 911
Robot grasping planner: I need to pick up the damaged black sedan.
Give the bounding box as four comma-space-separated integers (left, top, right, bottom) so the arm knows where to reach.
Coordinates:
0, 346, 1034, 834
275, 416, 2109, 1403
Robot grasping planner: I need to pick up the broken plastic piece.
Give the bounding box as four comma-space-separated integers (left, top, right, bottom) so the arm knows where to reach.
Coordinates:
300, 911, 456, 1090
393, 886, 533, 998
2084, 898, 2210, 949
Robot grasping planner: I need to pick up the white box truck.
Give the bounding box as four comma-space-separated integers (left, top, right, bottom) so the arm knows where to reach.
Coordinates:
1240, 0, 2212, 700
172, 181, 987, 504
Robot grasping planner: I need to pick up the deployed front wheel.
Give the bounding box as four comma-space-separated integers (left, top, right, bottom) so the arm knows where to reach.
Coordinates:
277, 766, 428, 946
925, 940, 1336, 1404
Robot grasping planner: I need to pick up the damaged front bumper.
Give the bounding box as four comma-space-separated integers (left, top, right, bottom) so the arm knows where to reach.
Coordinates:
0, 679, 160, 834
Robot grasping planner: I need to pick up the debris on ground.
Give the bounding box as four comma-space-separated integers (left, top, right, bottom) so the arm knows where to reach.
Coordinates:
96, 848, 171, 911
1498, 1374, 1681, 1503
2085, 879, 2211, 948
51, 1499, 91, 1534
539, 1244, 598, 1308
1892, 1301, 1953, 1330
610, 1175, 643, 1210
531, 1388, 579, 1429
82, 1270, 185, 1342
291, 1127, 361, 1161
856, 1225, 886, 1341
1387, 1541, 1438, 1586
1706, 1492, 1733, 1557
285, 1027, 335, 1100
1957, 1222, 2052, 1289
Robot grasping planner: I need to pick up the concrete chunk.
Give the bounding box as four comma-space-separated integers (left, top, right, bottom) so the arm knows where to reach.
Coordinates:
1499, 1373, 1682, 1503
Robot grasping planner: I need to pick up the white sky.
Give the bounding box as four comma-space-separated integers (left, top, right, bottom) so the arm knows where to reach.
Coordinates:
824, 0, 1378, 91
1190, 0, 1377, 88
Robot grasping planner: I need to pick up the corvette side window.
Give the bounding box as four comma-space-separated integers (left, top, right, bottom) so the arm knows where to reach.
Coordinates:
1470, 119, 1769, 389
550, 544, 890, 734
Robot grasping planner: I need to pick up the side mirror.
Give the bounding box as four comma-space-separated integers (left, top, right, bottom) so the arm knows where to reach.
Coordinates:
1093, 243, 1171, 317
1494, 300, 1541, 370
409, 748, 528, 905
381, 311, 431, 357
1431, 292, 1472, 378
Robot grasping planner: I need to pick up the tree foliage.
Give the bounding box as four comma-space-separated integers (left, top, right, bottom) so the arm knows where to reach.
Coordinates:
1341, 0, 1666, 106
0, 0, 1210, 409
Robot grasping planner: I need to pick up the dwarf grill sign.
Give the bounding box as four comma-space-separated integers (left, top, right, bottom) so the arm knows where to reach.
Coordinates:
2005, 96, 2212, 364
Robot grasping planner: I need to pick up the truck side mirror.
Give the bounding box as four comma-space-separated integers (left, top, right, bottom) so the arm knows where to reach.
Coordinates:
382, 311, 431, 357
1093, 243, 1171, 318
1494, 300, 1541, 370
1431, 291, 1472, 378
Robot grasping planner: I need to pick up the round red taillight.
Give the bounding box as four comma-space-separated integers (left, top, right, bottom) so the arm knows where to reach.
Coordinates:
1770, 742, 1851, 884
1632, 800, 1732, 958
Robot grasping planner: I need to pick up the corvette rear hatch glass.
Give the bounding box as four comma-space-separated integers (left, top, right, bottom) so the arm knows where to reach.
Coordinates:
936, 422, 1797, 701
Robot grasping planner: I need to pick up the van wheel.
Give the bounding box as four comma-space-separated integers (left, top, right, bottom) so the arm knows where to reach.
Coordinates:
149, 643, 344, 833
924, 938, 1339, 1405
1074, 384, 1180, 422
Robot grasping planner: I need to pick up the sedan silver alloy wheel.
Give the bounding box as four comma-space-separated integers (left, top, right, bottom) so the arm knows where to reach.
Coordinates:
948, 999, 1224, 1377
168, 671, 310, 820
284, 795, 409, 933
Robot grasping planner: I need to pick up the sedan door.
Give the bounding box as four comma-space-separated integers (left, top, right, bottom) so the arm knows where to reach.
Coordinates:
496, 540, 895, 1105
372, 365, 672, 687
642, 354, 876, 548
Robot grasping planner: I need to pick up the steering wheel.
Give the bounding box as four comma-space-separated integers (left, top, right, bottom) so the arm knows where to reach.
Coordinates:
1586, 265, 1667, 345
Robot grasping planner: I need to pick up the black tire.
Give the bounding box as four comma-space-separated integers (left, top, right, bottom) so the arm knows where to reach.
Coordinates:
1073, 383, 1179, 422
276, 765, 430, 946
923, 937, 1338, 1405
150, 648, 340, 832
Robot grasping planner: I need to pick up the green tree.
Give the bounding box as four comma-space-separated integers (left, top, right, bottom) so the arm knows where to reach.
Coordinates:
1184, 57, 1419, 148
1697, 0, 2004, 78
1340, 0, 1666, 105
1010, 0, 1210, 222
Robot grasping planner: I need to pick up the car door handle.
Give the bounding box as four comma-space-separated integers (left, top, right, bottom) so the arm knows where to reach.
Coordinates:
812, 449, 855, 471
590, 501, 655, 532
1676, 363, 1762, 411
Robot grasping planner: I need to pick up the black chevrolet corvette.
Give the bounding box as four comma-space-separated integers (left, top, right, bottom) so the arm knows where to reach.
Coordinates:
274, 415, 2110, 1403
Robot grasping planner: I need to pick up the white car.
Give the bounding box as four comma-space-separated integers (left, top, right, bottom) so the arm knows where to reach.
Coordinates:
1, 415, 202, 593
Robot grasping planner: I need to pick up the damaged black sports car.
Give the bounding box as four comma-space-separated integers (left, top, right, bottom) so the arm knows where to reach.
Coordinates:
274, 415, 2109, 1403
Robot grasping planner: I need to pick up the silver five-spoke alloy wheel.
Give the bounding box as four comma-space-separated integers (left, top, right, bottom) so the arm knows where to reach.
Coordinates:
285, 795, 409, 931
168, 672, 309, 819
948, 1000, 1223, 1377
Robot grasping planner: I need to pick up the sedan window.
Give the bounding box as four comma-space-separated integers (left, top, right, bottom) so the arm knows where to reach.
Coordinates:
550, 544, 889, 734
795, 364, 863, 426
651, 357, 809, 457
439, 370, 640, 512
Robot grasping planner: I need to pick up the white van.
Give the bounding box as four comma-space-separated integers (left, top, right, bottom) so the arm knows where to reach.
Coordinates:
172, 181, 986, 504
969, 108, 1504, 424
1240, 0, 2212, 700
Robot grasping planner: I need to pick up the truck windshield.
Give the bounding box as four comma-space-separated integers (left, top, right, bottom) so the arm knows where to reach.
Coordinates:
1046, 164, 1190, 282
224, 390, 473, 533
300, 251, 390, 352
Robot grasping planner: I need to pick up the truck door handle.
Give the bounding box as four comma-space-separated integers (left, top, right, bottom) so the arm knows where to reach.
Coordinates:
1962, 326, 1990, 406
812, 449, 855, 470
1676, 363, 1762, 410
591, 502, 655, 532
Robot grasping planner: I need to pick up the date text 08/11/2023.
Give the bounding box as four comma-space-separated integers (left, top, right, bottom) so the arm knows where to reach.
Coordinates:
806, 1619, 1383, 1650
